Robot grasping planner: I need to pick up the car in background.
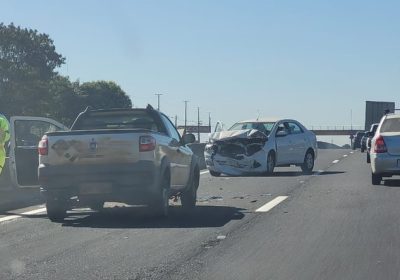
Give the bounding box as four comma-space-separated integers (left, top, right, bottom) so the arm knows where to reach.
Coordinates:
352, 131, 365, 150
370, 114, 400, 185
366, 123, 379, 163
204, 118, 318, 176
360, 131, 369, 152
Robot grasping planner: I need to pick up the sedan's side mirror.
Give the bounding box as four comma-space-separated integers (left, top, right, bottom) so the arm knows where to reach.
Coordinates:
182, 133, 196, 145
276, 130, 288, 137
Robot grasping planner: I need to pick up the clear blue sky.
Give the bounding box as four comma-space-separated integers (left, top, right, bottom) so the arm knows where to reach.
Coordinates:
1, 0, 399, 129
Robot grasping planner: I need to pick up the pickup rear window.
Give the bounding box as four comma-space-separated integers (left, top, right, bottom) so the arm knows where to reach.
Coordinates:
73, 110, 162, 131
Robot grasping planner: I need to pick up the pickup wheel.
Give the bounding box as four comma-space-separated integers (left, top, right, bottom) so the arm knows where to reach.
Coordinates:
151, 172, 170, 218
89, 201, 105, 212
46, 199, 68, 222
181, 167, 199, 211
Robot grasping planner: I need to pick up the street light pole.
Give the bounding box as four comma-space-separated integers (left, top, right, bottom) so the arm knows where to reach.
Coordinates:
184, 100, 189, 134
155, 94, 162, 110
197, 107, 200, 143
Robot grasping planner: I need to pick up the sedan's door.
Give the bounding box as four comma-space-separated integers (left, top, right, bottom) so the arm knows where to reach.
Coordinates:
160, 114, 192, 190
275, 122, 292, 165
287, 121, 307, 163
9, 116, 67, 188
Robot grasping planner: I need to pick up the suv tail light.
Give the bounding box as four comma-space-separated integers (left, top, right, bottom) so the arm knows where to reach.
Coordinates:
38, 135, 48, 155
374, 135, 387, 153
139, 135, 156, 152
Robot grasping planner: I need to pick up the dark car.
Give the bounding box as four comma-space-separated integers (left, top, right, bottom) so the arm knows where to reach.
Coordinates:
352, 131, 365, 150
366, 123, 379, 163
360, 131, 369, 152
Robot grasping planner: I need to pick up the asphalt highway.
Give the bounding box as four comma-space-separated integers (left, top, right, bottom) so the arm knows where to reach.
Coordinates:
1, 149, 399, 280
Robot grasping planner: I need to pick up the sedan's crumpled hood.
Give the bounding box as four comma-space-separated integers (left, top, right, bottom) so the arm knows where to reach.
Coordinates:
209, 129, 267, 142
205, 129, 268, 175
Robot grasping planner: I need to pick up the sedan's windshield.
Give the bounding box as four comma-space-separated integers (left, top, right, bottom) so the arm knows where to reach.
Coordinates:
228, 122, 275, 136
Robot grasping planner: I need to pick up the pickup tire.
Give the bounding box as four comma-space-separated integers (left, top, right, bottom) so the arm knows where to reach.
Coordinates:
89, 201, 105, 211
151, 171, 170, 218
181, 166, 200, 211
46, 199, 68, 222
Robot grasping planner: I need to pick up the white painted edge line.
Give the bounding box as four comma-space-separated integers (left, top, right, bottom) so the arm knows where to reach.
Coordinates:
22, 207, 47, 215
255, 196, 288, 213
332, 160, 340, 164
200, 170, 209, 175
0, 207, 47, 223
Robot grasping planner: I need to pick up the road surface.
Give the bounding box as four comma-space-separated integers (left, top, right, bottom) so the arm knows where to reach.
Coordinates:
1, 149, 399, 280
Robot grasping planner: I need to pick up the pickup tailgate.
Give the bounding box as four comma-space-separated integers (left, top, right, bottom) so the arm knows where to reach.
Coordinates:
44, 129, 147, 166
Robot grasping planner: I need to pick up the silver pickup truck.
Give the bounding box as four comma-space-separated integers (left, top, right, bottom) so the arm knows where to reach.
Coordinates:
38, 105, 200, 222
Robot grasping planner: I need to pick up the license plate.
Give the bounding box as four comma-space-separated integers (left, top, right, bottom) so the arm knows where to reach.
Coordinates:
80, 182, 112, 195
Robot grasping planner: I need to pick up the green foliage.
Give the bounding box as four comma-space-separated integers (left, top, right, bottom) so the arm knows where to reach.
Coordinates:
79, 81, 132, 110
0, 23, 133, 126
0, 23, 65, 117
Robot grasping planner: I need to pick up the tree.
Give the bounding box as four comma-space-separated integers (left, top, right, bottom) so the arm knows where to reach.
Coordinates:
0, 23, 65, 117
47, 75, 83, 126
79, 81, 132, 110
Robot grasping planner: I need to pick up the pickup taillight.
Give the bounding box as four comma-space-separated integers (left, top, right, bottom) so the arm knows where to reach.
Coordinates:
139, 135, 156, 152
38, 135, 48, 155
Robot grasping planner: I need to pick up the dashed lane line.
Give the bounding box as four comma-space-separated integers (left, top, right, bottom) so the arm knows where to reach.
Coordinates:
200, 170, 209, 175
332, 160, 340, 164
255, 196, 288, 213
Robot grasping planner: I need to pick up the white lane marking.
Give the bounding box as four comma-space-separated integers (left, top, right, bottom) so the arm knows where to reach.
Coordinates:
343, 155, 348, 158
332, 160, 340, 164
255, 196, 288, 213
0, 215, 21, 223
350, 151, 354, 154
22, 207, 46, 215
200, 170, 209, 175
0, 207, 47, 224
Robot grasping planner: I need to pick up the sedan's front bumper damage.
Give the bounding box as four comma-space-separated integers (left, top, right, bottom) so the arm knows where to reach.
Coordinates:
204, 129, 268, 176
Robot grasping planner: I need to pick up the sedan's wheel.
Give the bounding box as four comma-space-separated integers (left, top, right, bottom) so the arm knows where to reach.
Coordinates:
181, 169, 199, 211
301, 151, 314, 174
266, 152, 275, 175
366, 153, 370, 163
46, 199, 67, 222
209, 170, 221, 177
152, 174, 170, 218
371, 173, 382, 185
361, 147, 365, 153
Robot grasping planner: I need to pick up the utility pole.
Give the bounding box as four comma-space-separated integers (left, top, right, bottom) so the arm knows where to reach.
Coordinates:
175, 115, 178, 127
184, 100, 189, 134
155, 94, 163, 110
197, 107, 200, 143
208, 112, 211, 129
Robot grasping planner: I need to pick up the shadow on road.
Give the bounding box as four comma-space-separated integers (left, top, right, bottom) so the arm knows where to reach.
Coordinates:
383, 179, 400, 187
0, 188, 43, 213
60, 205, 246, 229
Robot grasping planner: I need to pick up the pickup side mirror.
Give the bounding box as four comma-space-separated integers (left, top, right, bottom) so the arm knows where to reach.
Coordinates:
276, 130, 288, 137
182, 133, 196, 145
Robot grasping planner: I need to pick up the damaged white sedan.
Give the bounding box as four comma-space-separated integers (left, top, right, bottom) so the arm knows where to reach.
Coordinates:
204, 118, 317, 176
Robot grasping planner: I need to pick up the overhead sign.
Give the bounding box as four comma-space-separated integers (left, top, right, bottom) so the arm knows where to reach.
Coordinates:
177, 126, 211, 133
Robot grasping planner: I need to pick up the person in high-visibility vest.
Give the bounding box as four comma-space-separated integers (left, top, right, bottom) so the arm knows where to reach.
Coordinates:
0, 114, 10, 176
